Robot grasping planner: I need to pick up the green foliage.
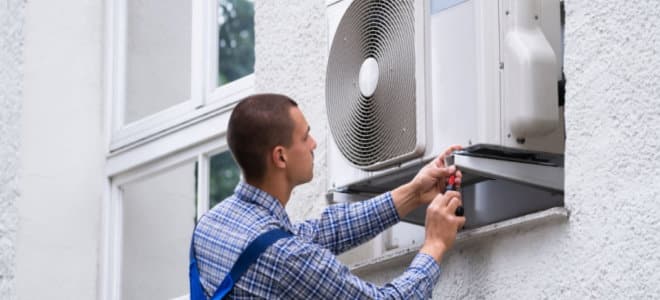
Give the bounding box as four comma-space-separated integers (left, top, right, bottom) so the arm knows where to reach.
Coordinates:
209, 151, 241, 208
218, 0, 255, 85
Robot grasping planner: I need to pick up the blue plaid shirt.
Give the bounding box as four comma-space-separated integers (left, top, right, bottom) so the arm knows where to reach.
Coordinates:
193, 182, 441, 299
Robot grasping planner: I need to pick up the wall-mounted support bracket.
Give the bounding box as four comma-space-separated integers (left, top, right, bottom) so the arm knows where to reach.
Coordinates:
446, 150, 564, 192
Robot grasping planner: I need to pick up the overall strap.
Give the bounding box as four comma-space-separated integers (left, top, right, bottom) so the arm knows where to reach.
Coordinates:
190, 228, 293, 300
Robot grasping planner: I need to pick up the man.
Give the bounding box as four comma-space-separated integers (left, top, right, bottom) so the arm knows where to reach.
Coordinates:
192, 93, 465, 299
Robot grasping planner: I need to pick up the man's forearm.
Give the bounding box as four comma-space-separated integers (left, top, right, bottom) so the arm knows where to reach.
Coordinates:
294, 193, 400, 254
391, 182, 421, 218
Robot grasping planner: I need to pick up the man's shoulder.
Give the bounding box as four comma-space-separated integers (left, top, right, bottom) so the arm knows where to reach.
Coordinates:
193, 192, 333, 259
195, 194, 297, 247
197, 196, 261, 234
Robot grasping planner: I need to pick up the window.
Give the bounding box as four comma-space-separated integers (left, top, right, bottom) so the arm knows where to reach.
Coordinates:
106, 0, 255, 151
120, 161, 196, 299
102, 0, 254, 298
112, 150, 240, 299
104, 145, 242, 299
124, 0, 192, 124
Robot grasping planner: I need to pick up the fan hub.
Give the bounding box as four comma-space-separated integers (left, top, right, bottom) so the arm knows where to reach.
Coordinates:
359, 57, 379, 98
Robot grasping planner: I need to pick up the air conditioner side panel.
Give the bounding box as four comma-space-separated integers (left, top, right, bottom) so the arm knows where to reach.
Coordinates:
427, 1, 482, 158
474, 0, 503, 146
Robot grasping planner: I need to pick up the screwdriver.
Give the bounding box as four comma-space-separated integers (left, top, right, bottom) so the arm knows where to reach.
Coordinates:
446, 175, 464, 216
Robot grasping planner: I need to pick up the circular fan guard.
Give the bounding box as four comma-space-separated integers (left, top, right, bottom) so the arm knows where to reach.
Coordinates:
326, 0, 418, 170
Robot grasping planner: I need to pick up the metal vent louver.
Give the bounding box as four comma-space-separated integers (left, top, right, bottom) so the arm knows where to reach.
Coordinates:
326, 0, 419, 170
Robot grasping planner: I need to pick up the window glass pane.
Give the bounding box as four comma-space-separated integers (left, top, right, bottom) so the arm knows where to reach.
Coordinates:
121, 162, 196, 299
209, 151, 241, 208
217, 0, 255, 86
125, 0, 192, 124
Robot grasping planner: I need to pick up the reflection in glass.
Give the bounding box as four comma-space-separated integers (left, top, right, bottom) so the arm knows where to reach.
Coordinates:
125, 0, 192, 124
209, 151, 241, 208
218, 0, 255, 86
121, 162, 196, 299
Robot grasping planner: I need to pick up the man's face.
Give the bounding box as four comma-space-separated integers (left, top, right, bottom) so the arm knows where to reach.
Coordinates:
285, 107, 317, 185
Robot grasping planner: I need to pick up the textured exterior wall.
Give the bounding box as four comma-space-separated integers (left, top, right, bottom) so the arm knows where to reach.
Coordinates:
257, 0, 660, 298
14, 0, 105, 299
422, 1, 660, 297
0, 0, 25, 298
254, 0, 330, 222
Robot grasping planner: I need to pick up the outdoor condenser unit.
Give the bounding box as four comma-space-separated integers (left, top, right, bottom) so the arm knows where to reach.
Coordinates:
325, 0, 566, 226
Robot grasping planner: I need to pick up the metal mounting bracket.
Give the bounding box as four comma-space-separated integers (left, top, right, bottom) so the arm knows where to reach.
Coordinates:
446, 151, 564, 192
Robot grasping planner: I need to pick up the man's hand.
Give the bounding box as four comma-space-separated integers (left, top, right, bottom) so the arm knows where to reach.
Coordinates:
391, 145, 463, 218
411, 145, 463, 205
419, 191, 466, 263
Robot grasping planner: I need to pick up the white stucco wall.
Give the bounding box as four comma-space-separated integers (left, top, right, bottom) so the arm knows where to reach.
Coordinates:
14, 0, 105, 299
255, 0, 330, 222
256, 0, 660, 298
0, 0, 25, 298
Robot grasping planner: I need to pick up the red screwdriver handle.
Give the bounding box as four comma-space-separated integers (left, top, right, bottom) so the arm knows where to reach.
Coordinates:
446, 175, 464, 216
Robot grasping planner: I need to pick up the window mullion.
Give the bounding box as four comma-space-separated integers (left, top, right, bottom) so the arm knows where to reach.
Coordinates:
191, 0, 205, 109
113, 0, 128, 134
197, 154, 211, 221
112, 184, 123, 300
206, 0, 220, 99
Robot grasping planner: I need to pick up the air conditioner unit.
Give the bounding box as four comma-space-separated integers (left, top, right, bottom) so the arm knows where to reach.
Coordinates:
325, 0, 565, 195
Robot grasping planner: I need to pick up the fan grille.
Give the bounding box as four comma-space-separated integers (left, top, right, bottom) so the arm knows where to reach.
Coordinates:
326, 0, 418, 170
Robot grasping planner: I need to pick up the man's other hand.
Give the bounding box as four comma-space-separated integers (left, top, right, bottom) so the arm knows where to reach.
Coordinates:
419, 191, 466, 263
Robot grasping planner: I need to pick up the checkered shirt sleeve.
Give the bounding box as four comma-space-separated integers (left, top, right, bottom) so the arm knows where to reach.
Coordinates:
292, 192, 400, 254
271, 193, 441, 299
194, 184, 441, 299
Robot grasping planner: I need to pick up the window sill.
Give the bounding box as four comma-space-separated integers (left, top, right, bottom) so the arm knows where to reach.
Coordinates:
349, 207, 569, 274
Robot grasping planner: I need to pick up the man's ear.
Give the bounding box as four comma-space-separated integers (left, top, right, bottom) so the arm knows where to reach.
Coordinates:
271, 146, 287, 168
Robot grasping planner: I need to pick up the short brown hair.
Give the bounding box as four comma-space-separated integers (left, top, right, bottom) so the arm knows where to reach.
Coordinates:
227, 93, 298, 182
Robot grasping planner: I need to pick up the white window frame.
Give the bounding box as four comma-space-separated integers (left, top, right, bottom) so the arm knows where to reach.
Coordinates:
100, 133, 235, 300
106, 0, 255, 153
101, 0, 256, 298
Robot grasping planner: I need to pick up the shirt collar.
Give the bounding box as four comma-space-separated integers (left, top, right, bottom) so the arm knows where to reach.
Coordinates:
234, 181, 293, 231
